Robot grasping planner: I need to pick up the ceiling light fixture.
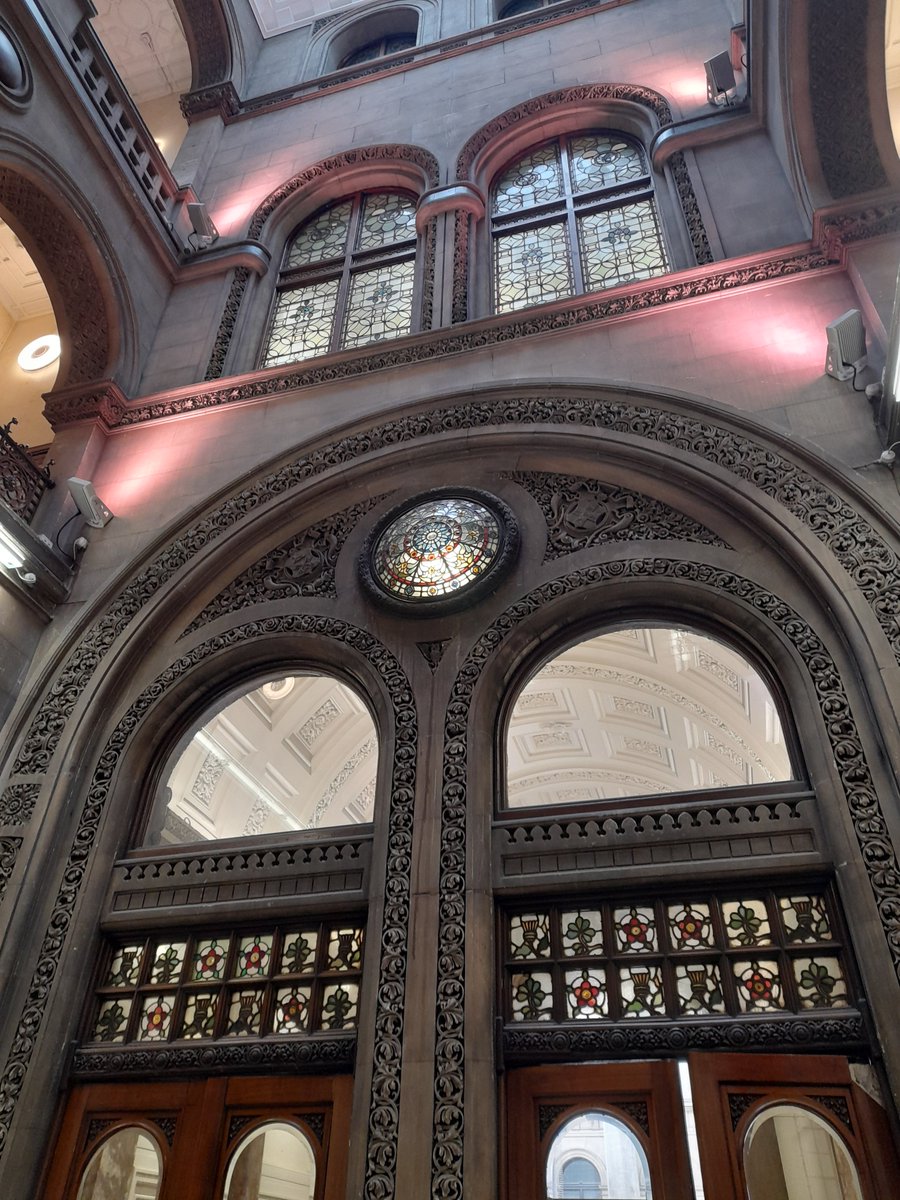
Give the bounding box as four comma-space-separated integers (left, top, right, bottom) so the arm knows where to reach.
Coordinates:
17, 334, 60, 372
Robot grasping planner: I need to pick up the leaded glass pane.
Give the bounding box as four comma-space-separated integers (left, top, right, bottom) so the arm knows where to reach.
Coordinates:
372, 496, 502, 600
492, 144, 564, 215
668, 902, 714, 950
149, 941, 185, 985
273, 985, 312, 1033
237, 934, 271, 978
342, 259, 415, 349
723, 900, 771, 947
578, 199, 667, 291
511, 970, 554, 1021
92, 997, 132, 1042
180, 992, 218, 1038
326, 926, 364, 970
494, 222, 572, 313
675, 962, 725, 1015
226, 988, 263, 1036
105, 944, 143, 987
138, 993, 174, 1040
287, 201, 352, 267
280, 931, 318, 974
358, 192, 416, 250
569, 135, 646, 192
734, 960, 783, 1012
510, 912, 552, 959
192, 937, 228, 981
793, 957, 849, 1008
614, 905, 657, 953
561, 910, 604, 956
321, 981, 358, 1029
619, 964, 664, 1016
565, 968, 608, 1019
264, 279, 340, 367
779, 894, 832, 942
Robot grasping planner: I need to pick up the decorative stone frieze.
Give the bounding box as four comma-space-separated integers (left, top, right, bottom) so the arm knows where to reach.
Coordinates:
0, 838, 21, 904
71, 1035, 356, 1078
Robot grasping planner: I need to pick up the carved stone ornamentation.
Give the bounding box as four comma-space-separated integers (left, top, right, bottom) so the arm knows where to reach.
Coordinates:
183, 496, 386, 635
179, 81, 240, 120
432, 557, 895, 1199
811, 1094, 852, 1129
42, 381, 127, 431
1, 617, 416, 1200
729, 1093, 757, 1129
0, 171, 111, 386
299, 1111, 326, 1143
179, 0, 231, 87
85, 1117, 116, 1148
614, 1101, 649, 1136
205, 146, 439, 379
507, 470, 726, 558
0, 839, 21, 905
151, 1116, 177, 1146
504, 1015, 865, 1068
417, 641, 450, 670
0, 783, 38, 826
72, 1035, 357, 1077
538, 1104, 569, 1139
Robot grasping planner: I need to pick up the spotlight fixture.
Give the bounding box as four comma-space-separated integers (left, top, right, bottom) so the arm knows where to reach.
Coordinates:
704, 51, 736, 107
187, 202, 219, 250
0, 527, 25, 569
824, 309, 867, 382
17, 334, 60, 372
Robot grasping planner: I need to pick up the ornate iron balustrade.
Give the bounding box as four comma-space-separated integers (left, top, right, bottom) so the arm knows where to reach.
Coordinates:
0, 419, 54, 523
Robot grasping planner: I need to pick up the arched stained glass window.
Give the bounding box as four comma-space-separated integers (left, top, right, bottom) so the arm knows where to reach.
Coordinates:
340, 33, 416, 67
264, 191, 418, 366
491, 133, 668, 313
499, 0, 563, 18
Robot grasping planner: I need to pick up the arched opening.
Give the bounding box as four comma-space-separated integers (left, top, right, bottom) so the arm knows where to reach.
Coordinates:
223, 1122, 316, 1200
505, 625, 795, 810
326, 9, 420, 74
547, 1111, 651, 1199
743, 1104, 863, 1200
143, 671, 379, 846
76, 1127, 163, 1200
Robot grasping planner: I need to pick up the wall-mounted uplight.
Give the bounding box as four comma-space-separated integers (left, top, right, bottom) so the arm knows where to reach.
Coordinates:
0, 527, 25, 569
17, 334, 60, 372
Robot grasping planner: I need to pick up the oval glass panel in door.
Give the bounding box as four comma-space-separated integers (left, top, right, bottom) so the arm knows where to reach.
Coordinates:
546, 1111, 651, 1199
744, 1105, 863, 1200
76, 1128, 162, 1200
223, 1122, 316, 1200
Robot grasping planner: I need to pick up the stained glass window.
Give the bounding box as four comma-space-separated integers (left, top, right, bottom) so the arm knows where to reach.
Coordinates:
492, 132, 668, 314
264, 190, 418, 367
502, 886, 852, 1025
88, 919, 364, 1046
339, 33, 416, 69
371, 495, 504, 602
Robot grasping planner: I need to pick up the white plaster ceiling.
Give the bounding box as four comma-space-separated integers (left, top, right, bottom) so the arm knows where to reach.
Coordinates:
887, 0, 900, 151
161, 675, 378, 842
506, 628, 792, 808
0, 221, 52, 322
91, 0, 192, 103
248, 0, 361, 39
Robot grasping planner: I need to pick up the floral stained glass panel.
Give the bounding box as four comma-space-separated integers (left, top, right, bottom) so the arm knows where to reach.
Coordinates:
619, 964, 664, 1017
281, 931, 318, 974
569, 136, 646, 192
192, 938, 228, 981
723, 900, 771, 947
150, 942, 185, 985
358, 192, 416, 250
273, 986, 312, 1033
565, 968, 608, 1019
779, 895, 832, 942
561, 910, 604, 957
793, 957, 849, 1008
92, 998, 132, 1042
264, 279, 340, 367
286, 201, 352, 267
237, 935, 271, 978
614, 906, 657, 953
321, 982, 358, 1029
492, 144, 563, 215
668, 903, 714, 950
342, 259, 415, 349
511, 971, 554, 1021
180, 992, 218, 1039
494, 222, 572, 313
675, 963, 725, 1015
578, 200, 668, 291
139, 994, 174, 1040
735, 960, 783, 1012
510, 912, 552, 959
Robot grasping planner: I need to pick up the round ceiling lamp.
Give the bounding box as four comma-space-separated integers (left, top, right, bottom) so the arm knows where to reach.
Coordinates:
361, 489, 519, 614
17, 334, 60, 372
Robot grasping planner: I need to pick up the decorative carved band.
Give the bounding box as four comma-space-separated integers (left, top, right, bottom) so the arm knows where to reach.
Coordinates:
506, 1014, 865, 1065
72, 1035, 356, 1078
0, 617, 416, 1200
432, 557, 898, 1199
0, 839, 21, 905
0, 783, 38, 826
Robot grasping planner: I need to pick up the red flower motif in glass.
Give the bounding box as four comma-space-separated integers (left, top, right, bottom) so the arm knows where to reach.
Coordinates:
572, 977, 601, 1009
743, 970, 773, 1001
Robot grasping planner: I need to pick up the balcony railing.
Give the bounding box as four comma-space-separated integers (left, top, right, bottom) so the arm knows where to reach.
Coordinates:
0, 419, 54, 523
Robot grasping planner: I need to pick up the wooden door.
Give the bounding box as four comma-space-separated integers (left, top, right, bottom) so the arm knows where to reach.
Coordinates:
504, 1061, 694, 1200
687, 1053, 900, 1200
41, 1074, 352, 1200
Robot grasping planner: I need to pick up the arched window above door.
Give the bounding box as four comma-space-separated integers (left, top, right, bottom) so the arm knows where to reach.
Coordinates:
144, 672, 378, 846
743, 1105, 863, 1200
491, 132, 668, 313
505, 626, 794, 810
263, 191, 418, 367
76, 1127, 163, 1200
547, 1111, 651, 1199
223, 1121, 317, 1200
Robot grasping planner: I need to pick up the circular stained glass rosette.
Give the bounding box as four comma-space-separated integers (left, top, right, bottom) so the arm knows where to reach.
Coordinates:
372, 496, 504, 602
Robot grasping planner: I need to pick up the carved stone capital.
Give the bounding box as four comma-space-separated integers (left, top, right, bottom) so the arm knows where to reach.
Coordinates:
416, 183, 486, 233
43, 380, 128, 431
180, 81, 240, 121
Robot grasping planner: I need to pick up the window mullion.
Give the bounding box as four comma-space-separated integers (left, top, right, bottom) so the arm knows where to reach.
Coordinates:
333, 195, 365, 352
559, 138, 585, 295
